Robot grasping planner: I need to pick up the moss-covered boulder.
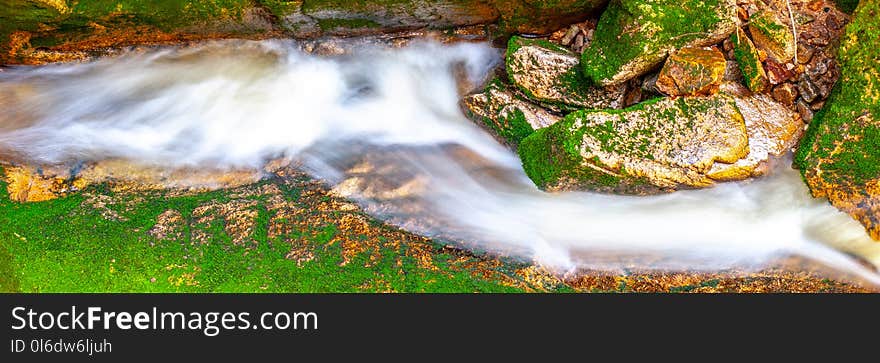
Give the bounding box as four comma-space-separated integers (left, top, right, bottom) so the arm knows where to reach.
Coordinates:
795, 0, 880, 240
581, 0, 738, 86
506, 36, 626, 111
730, 27, 770, 93
655, 46, 727, 96
518, 94, 749, 194
461, 79, 561, 146
748, 9, 796, 63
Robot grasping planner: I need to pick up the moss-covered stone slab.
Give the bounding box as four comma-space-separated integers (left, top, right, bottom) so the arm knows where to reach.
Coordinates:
461, 79, 561, 146
518, 94, 749, 194
748, 9, 796, 63
1, 0, 611, 64
731, 27, 770, 93
795, 1, 880, 240
707, 82, 803, 181
506, 36, 626, 111
581, 0, 738, 86
655, 46, 727, 96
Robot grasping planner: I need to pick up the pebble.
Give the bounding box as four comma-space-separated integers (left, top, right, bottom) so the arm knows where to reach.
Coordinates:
797, 75, 820, 103
797, 44, 814, 64
765, 59, 794, 84
560, 25, 580, 46
572, 34, 585, 52
807, 57, 829, 78
772, 83, 799, 107
797, 100, 814, 123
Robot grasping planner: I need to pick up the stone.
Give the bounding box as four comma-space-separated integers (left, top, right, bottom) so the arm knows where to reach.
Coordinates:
771, 83, 799, 107
748, 9, 797, 63
706, 83, 803, 180
795, 1, 880, 240
796, 100, 814, 123
797, 75, 820, 103
560, 25, 580, 46
730, 27, 769, 92
518, 93, 749, 194
581, 0, 738, 86
765, 59, 795, 85
655, 47, 727, 96
461, 79, 562, 146
506, 36, 626, 110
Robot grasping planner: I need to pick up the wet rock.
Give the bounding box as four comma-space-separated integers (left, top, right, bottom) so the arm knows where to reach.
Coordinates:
731, 27, 769, 92
795, 1, 880, 240
796, 100, 814, 123
706, 83, 803, 180
560, 25, 580, 46
461, 79, 562, 146
771, 83, 799, 108
764, 59, 795, 85
581, 0, 738, 86
748, 9, 796, 63
518, 93, 749, 193
655, 47, 727, 96
797, 75, 820, 103
506, 36, 626, 110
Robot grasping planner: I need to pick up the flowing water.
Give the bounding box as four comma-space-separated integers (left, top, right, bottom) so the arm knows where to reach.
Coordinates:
2, 39, 879, 283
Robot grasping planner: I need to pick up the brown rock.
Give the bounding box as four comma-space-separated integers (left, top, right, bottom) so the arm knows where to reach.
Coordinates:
771, 83, 799, 107
655, 47, 727, 96
796, 100, 813, 123
765, 59, 795, 85
797, 75, 820, 103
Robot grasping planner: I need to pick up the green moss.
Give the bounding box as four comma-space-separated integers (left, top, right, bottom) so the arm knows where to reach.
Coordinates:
795, 0, 880, 187
582, 0, 735, 85
0, 169, 552, 292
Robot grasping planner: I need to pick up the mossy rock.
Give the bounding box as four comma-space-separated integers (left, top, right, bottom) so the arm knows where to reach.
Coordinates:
748, 9, 796, 63
794, 0, 880, 240
581, 0, 738, 86
519, 94, 749, 194
730, 27, 769, 93
506, 36, 626, 111
460, 78, 561, 147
